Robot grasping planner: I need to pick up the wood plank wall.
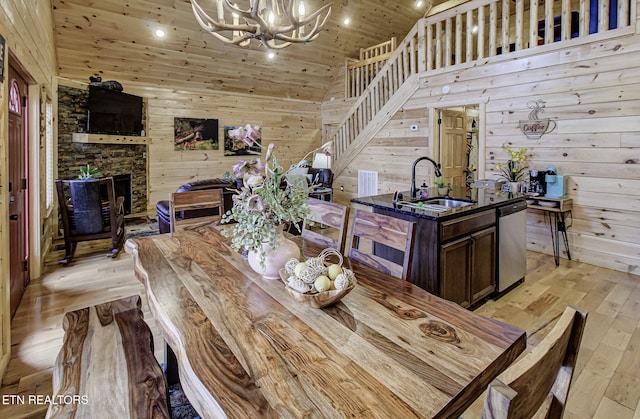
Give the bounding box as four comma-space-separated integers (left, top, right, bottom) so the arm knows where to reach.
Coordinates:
0, 0, 59, 381
129, 88, 322, 214
326, 16, 640, 275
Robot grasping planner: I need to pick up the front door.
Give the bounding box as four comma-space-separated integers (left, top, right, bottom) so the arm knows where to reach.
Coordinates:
8, 64, 29, 318
439, 110, 467, 189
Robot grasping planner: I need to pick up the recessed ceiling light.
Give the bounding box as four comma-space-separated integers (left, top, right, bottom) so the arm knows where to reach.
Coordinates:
267, 51, 276, 59
154, 28, 166, 38
416, 0, 424, 7
343, 17, 351, 25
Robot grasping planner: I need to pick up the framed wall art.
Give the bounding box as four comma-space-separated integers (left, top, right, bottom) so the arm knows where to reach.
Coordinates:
224, 125, 262, 156
174, 118, 219, 151
0, 34, 5, 83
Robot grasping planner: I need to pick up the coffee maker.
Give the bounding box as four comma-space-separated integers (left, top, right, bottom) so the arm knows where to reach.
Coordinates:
529, 169, 547, 195
544, 166, 567, 198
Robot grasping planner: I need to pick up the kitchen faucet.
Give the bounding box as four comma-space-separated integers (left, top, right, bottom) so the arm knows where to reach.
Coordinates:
410, 156, 442, 199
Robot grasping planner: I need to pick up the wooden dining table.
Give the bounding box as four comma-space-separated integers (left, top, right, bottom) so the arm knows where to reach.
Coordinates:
125, 226, 526, 418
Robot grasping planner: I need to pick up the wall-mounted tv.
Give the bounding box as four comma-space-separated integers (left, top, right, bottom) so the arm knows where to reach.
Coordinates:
87, 86, 143, 136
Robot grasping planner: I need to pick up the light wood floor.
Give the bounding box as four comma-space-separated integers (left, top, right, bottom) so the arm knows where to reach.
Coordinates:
1, 238, 639, 418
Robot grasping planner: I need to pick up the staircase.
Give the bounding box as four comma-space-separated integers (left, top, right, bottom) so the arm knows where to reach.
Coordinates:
330, 0, 633, 177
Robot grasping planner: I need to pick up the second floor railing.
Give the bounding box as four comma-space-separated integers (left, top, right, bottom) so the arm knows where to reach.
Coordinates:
345, 38, 397, 99
332, 0, 634, 172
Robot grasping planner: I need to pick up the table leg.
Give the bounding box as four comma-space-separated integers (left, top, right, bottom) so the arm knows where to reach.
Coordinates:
558, 211, 572, 261
544, 211, 560, 266
164, 341, 179, 386
545, 210, 571, 266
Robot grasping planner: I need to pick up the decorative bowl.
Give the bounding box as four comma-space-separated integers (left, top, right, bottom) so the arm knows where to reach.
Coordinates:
538, 201, 558, 208
279, 269, 356, 308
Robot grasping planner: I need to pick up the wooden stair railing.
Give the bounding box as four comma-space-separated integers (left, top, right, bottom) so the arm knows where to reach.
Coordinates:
331, 0, 634, 177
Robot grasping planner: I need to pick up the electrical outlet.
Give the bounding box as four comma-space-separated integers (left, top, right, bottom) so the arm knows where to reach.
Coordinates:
410, 124, 419, 131
143, 152, 147, 158
340, 185, 344, 191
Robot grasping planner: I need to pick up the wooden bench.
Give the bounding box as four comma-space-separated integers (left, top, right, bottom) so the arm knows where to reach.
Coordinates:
46, 295, 170, 418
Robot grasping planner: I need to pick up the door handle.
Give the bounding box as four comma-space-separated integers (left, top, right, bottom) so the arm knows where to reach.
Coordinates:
9, 214, 18, 220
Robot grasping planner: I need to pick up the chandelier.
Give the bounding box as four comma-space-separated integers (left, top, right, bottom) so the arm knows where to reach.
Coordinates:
190, 0, 333, 49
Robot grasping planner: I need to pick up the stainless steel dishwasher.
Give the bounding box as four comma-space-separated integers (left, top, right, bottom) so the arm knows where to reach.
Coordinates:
497, 200, 528, 293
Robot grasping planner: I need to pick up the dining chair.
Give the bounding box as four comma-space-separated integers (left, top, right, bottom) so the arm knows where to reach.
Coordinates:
169, 189, 224, 233
482, 305, 588, 419
301, 198, 349, 252
347, 209, 416, 280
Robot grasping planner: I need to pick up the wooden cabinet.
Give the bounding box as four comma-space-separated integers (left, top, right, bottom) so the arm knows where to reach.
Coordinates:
373, 206, 499, 307
441, 237, 471, 307
470, 227, 497, 303
440, 210, 496, 307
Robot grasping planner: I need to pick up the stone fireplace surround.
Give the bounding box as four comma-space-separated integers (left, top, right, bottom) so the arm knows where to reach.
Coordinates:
58, 85, 147, 215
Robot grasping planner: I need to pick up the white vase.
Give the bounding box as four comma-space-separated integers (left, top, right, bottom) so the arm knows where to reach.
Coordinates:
247, 225, 300, 280
438, 187, 449, 196
509, 182, 520, 193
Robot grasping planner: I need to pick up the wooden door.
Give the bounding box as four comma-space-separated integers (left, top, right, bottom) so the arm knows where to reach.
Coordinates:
8, 65, 29, 318
439, 110, 467, 189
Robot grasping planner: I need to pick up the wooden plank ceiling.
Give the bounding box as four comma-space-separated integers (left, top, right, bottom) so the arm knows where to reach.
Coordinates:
51, 0, 435, 102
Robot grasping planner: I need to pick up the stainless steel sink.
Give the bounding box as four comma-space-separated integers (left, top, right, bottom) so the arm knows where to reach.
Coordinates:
421, 198, 475, 208
396, 201, 450, 213
395, 197, 475, 213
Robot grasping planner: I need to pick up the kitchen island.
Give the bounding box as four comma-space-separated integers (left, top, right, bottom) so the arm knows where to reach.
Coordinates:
352, 187, 527, 307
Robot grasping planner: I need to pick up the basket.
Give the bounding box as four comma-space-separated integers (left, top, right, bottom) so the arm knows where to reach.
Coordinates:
279, 248, 356, 308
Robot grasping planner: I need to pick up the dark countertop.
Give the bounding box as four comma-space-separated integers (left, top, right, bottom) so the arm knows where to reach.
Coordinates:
351, 186, 527, 221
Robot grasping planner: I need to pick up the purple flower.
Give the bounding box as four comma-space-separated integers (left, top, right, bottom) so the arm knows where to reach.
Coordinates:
245, 124, 262, 143
232, 160, 248, 177
233, 158, 265, 177
265, 143, 275, 161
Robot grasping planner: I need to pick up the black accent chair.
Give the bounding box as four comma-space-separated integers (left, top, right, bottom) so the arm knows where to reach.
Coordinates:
56, 177, 125, 264
156, 179, 235, 233
308, 168, 334, 201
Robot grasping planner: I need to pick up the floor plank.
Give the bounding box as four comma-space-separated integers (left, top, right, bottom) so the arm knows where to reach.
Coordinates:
0, 237, 639, 418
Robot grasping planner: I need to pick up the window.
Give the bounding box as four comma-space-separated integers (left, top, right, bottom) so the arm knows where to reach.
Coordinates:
9, 80, 21, 113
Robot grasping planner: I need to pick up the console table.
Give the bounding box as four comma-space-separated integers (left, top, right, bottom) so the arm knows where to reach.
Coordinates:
125, 227, 525, 418
526, 196, 573, 266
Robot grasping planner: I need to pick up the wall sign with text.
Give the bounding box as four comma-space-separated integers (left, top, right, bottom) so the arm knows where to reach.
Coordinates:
519, 100, 556, 139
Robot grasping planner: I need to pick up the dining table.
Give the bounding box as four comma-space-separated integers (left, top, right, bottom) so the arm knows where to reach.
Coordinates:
125, 226, 526, 418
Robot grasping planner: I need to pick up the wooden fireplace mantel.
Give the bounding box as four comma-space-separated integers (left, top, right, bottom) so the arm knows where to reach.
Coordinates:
72, 133, 149, 145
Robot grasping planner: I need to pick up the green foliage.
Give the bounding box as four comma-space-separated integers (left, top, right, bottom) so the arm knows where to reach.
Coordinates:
77, 164, 100, 180
434, 177, 453, 191
495, 144, 529, 182
221, 144, 311, 266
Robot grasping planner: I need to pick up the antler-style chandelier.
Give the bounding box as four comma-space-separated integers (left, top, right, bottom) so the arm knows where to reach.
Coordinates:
190, 0, 333, 49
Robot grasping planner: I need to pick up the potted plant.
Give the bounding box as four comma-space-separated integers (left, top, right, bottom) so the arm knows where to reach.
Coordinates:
434, 177, 452, 196
222, 132, 332, 279
77, 164, 100, 180
494, 144, 528, 192
69, 164, 104, 234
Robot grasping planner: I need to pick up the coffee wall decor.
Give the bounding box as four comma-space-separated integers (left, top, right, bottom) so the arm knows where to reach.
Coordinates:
519, 100, 557, 139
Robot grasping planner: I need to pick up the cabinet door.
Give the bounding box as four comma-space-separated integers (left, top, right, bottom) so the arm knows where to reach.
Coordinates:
440, 236, 471, 308
470, 226, 496, 304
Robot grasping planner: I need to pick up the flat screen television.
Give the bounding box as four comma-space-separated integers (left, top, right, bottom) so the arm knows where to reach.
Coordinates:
87, 86, 143, 135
